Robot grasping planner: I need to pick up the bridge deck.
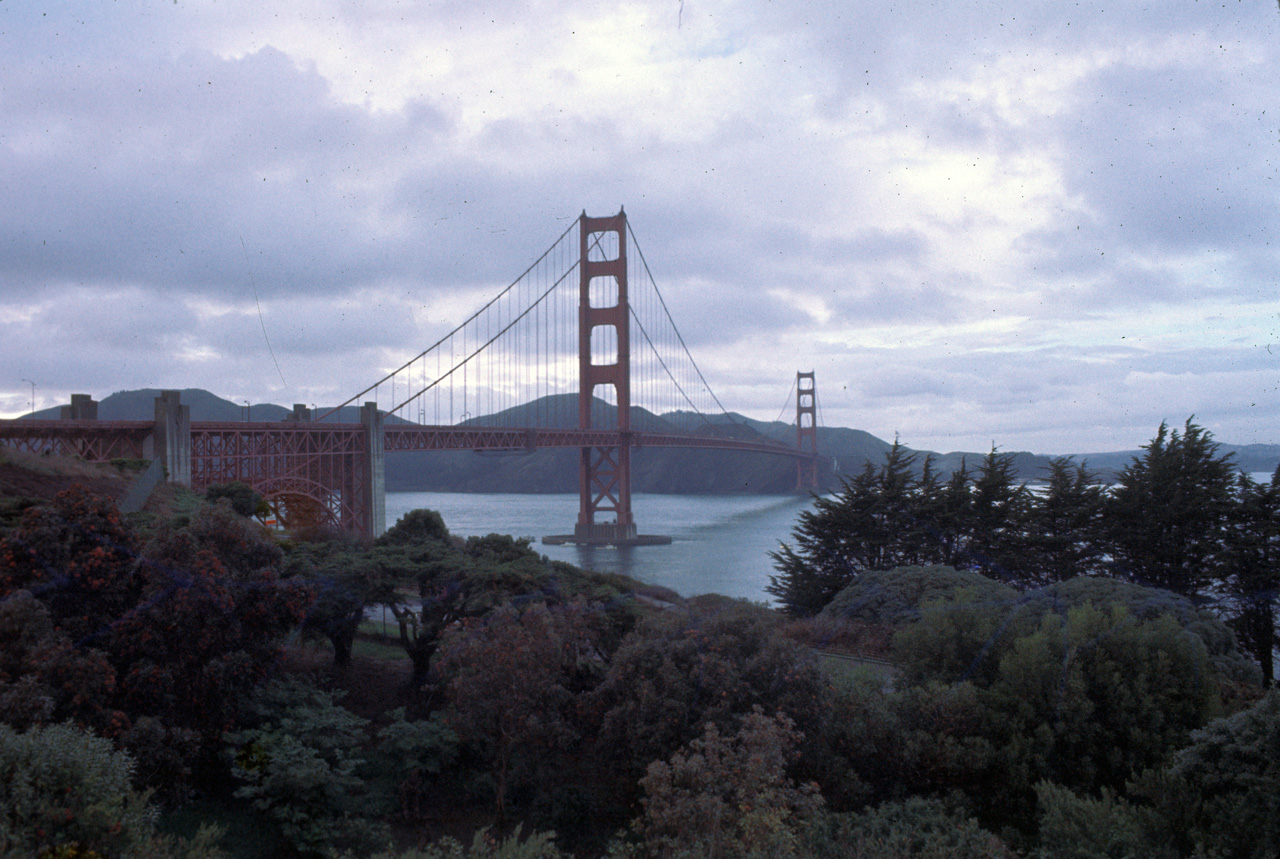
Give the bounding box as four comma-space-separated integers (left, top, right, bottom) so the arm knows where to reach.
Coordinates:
0, 418, 806, 458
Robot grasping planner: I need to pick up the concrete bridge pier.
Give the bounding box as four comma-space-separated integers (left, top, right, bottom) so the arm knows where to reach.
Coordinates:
60, 393, 99, 420
152, 390, 191, 486
361, 402, 386, 538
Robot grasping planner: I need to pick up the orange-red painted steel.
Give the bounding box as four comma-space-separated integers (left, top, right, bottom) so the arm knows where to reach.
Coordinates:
0, 419, 152, 460
577, 211, 634, 535
0, 417, 813, 537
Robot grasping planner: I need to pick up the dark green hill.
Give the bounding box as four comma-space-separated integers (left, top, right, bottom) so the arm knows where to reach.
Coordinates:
28, 389, 402, 424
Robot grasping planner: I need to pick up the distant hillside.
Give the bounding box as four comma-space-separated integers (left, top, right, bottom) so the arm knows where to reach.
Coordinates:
25, 389, 1280, 493
1065, 445, 1280, 481
389, 400, 820, 494
27, 389, 395, 424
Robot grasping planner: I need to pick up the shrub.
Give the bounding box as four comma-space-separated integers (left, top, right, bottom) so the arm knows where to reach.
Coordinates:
618, 707, 823, 858
1032, 781, 1150, 859
365, 708, 460, 819
593, 600, 825, 790
803, 797, 1015, 859
226, 677, 387, 858
0, 721, 223, 859
203, 483, 264, 519
0, 721, 155, 857
363, 827, 563, 858
1131, 691, 1280, 859
819, 565, 1015, 628
436, 600, 607, 817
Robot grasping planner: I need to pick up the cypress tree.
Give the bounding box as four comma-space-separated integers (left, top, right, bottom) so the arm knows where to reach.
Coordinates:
1106, 419, 1236, 596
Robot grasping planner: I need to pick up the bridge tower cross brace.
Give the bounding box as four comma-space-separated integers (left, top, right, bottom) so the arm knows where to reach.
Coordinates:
796, 371, 819, 490
574, 210, 638, 544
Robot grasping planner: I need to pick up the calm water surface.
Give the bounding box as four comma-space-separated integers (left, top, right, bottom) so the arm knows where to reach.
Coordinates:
385, 492, 818, 603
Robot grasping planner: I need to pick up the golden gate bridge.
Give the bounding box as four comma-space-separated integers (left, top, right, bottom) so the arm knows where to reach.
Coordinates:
0, 210, 820, 544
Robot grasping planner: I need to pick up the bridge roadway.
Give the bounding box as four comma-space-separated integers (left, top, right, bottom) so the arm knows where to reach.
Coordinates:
0, 419, 804, 459
0, 415, 810, 538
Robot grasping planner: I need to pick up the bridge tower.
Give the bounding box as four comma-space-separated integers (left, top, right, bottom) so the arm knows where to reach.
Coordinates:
571, 210, 642, 544
796, 371, 819, 490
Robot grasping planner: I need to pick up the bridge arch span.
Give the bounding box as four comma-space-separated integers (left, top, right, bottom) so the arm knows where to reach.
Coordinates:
250, 476, 353, 533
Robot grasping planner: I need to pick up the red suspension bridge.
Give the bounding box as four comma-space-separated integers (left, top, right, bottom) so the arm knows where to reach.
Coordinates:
1, 210, 820, 543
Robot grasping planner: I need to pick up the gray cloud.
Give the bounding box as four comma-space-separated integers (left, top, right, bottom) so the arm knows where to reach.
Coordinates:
2, 0, 1277, 454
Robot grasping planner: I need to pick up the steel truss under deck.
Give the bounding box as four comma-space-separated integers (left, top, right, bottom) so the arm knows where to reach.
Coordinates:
189, 422, 370, 533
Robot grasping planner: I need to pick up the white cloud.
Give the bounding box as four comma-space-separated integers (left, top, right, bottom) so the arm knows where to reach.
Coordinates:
1, 0, 1278, 455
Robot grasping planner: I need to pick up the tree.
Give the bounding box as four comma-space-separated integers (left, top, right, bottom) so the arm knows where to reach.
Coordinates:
0, 721, 224, 859
803, 798, 1015, 859
0, 589, 123, 735
889, 576, 1256, 834
294, 536, 391, 669
204, 482, 265, 518
0, 485, 142, 644
374, 510, 631, 689
435, 599, 607, 818
114, 504, 312, 747
1021, 458, 1107, 585
1106, 419, 1237, 596
1033, 781, 1151, 859
768, 442, 930, 616
622, 707, 823, 858
226, 676, 388, 858
146, 501, 284, 580
963, 447, 1032, 583
1128, 692, 1280, 859
1, 488, 312, 794
373, 510, 529, 686
364, 708, 459, 820
593, 599, 826, 793
927, 458, 974, 569
818, 564, 1015, 629
810, 677, 996, 813
366, 828, 564, 859
1223, 466, 1280, 686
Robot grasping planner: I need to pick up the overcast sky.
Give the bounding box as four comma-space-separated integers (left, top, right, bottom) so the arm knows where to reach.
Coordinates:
2, 0, 1277, 455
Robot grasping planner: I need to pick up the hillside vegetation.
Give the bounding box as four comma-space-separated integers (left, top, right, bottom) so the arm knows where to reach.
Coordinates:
3, 418, 1280, 857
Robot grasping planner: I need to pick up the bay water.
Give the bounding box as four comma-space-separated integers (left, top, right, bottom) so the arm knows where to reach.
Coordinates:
385, 492, 818, 604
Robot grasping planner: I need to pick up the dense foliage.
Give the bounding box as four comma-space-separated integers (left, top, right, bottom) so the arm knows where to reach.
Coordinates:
772, 420, 1280, 687
0, 721, 224, 858
0, 489, 312, 795
3, 418, 1280, 857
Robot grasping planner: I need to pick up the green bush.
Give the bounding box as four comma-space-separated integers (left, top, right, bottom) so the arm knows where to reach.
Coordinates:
365, 708, 460, 818
363, 827, 563, 858
0, 721, 155, 857
0, 722, 224, 859
802, 798, 1015, 858
1032, 781, 1151, 859
819, 565, 1015, 628
593, 600, 826, 790
888, 577, 1246, 834
1131, 691, 1280, 859
226, 677, 388, 858
203, 482, 264, 518
617, 707, 823, 859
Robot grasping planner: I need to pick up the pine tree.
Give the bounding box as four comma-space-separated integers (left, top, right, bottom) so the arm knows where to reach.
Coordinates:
1224, 466, 1280, 686
964, 447, 1032, 582
767, 441, 922, 616
1106, 419, 1237, 596
1022, 458, 1107, 586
